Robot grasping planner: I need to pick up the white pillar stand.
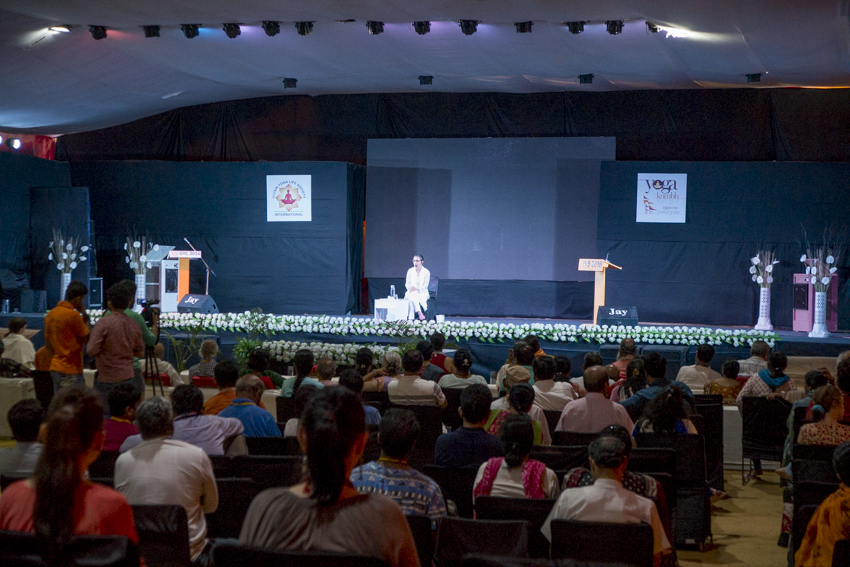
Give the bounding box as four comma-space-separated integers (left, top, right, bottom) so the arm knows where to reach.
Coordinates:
809, 291, 830, 338
754, 287, 773, 331
60, 273, 71, 304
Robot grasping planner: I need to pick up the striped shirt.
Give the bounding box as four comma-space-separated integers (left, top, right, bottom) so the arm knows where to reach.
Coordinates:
388, 375, 446, 406
351, 461, 446, 528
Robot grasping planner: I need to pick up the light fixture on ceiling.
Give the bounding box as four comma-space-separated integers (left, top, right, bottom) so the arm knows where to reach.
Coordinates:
295, 22, 314, 36
142, 25, 160, 38
565, 21, 584, 34
262, 21, 281, 36
223, 23, 241, 38
606, 21, 623, 35
646, 22, 659, 33
366, 21, 384, 35
282, 78, 297, 88
413, 21, 431, 35
459, 20, 479, 35
419, 75, 433, 85
181, 24, 200, 39
88, 25, 107, 40
49, 26, 70, 33
579, 74, 594, 85
747, 73, 761, 83
6, 138, 21, 150
515, 21, 533, 33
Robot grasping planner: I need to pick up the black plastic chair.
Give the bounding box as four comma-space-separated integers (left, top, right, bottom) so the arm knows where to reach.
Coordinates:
693, 394, 724, 491
131, 504, 192, 567
834, 539, 850, 566
634, 433, 706, 485
791, 481, 840, 556
31, 370, 54, 410
552, 431, 598, 447
276, 396, 298, 423
529, 445, 588, 471
212, 541, 391, 567
246, 436, 301, 456
541, 411, 561, 439
741, 396, 791, 485
209, 454, 233, 478
0, 530, 139, 567
792, 445, 839, 484
389, 404, 444, 470
549, 519, 653, 567
205, 478, 262, 539
406, 514, 436, 566
231, 455, 303, 491
628, 447, 676, 478
423, 465, 480, 519
442, 388, 464, 431
89, 450, 120, 479
434, 517, 529, 567
363, 391, 390, 415
474, 497, 555, 558
0, 472, 28, 490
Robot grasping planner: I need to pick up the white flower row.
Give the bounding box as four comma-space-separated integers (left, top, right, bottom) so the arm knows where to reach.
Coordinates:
262, 340, 391, 365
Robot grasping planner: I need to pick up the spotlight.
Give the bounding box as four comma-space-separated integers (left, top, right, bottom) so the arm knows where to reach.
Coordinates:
646, 22, 659, 33
578, 73, 594, 85
606, 20, 623, 35
459, 20, 479, 35
282, 78, 297, 88
49, 26, 70, 33
262, 21, 281, 36
181, 24, 200, 39
413, 21, 431, 35
223, 23, 241, 38
294, 22, 313, 36
142, 25, 160, 38
366, 21, 384, 35
6, 138, 21, 150
565, 21, 584, 34
515, 21, 533, 33
88, 25, 107, 40
419, 75, 433, 85
747, 73, 761, 83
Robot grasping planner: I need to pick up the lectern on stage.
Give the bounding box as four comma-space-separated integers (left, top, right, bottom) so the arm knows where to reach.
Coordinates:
578, 258, 622, 325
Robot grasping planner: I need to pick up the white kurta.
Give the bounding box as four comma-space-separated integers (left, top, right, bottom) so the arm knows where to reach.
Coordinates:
404, 266, 430, 314
2, 333, 35, 369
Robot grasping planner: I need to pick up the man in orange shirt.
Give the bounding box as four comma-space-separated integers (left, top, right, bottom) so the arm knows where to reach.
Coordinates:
44, 281, 90, 391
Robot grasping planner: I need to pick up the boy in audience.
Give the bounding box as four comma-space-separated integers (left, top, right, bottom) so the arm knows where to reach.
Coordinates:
103, 382, 142, 451
0, 399, 44, 475
435, 384, 502, 467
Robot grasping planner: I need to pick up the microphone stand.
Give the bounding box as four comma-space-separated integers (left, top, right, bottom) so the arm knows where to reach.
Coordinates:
183, 238, 217, 296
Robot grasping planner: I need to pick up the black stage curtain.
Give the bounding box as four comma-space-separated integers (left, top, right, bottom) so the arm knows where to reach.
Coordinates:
57, 89, 850, 165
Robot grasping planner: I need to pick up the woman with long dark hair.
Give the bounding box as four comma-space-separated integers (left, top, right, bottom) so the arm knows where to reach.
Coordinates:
635, 386, 697, 435
438, 349, 488, 389
0, 384, 138, 559
615, 357, 648, 402
239, 387, 419, 567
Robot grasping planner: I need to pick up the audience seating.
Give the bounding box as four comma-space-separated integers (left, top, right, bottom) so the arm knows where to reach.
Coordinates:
231, 455, 303, 491
212, 541, 392, 567
434, 518, 529, 567
405, 514, 435, 565
276, 396, 298, 423
0, 530, 139, 567
833, 539, 850, 566
792, 406, 809, 442
549, 519, 653, 567
209, 454, 233, 478
628, 447, 676, 477
89, 450, 120, 478
474, 497, 556, 558
442, 389, 464, 431
541, 411, 561, 439
31, 370, 54, 410
529, 445, 589, 471
191, 376, 217, 388
245, 436, 301, 456
0, 472, 28, 491
552, 431, 598, 447
741, 396, 791, 485
792, 445, 838, 484
791, 481, 840, 556
205, 478, 262, 539
423, 465, 480, 519
362, 391, 390, 415
693, 394, 724, 491
131, 504, 192, 567
389, 404, 443, 470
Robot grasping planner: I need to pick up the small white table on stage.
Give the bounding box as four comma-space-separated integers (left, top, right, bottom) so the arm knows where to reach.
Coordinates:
374, 298, 408, 322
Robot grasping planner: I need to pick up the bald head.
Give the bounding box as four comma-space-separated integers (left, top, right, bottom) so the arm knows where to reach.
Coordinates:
316, 358, 336, 381
584, 365, 609, 393
153, 343, 165, 358
235, 374, 265, 404
618, 338, 636, 359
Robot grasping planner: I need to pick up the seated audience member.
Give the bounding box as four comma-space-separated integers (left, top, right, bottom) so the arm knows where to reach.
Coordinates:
735, 350, 796, 410
612, 338, 637, 379
541, 435, 671, 563
0, 385, 139, 554
339, 369, 381, 425
102, 382, 141, 451
495, 340, 535, 393
355, 347, 376, 377
351, 409, 446, 528
247, 347, 283, 389
557, 365, 634, 434
416, 340, 444, 382
283, 384, 320, 437
780, 370, 830, 475
676, 344, 721, 392
795, 442, 850, 566
438, 348, 488, 389
187, 339, 219, 378
429, 331, 455, 374
203, 360, 239, 415
388, 350, 447, 407
146, 342, 183, 386
362, 350, 403, 393
281, 348, 323, 398
239, 387, 419, 567
798, 384, 850, 446
532, 355, 576, 411
492, 366, 551, 445
435, 384, 502, 467
3, 317, 35, 368
115, 396, 218, 564
474, 413, 560, 500
634, 386, 698, 435
553, 356, 573, 385
0, 399, 44, 475
315, 357, 337, 386
737, 339, 770, 380
621, 352, 694, 422
570, 351, 605, 393
704, 359, 743, 404
524, 334, 546, 358
486, 383, 549, 445
612, 357, 647, 402
0, 341, 33, 378
219, 375, 281, 437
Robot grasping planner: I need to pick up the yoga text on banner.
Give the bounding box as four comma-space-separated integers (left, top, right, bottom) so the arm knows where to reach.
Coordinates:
636, 173, 687, 223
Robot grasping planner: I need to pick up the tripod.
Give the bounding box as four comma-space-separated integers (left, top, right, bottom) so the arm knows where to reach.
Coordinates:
143, 345, 166, 397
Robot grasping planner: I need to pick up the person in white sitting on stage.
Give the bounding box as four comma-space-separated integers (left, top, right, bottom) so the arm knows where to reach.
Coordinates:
405, 254, 430, 321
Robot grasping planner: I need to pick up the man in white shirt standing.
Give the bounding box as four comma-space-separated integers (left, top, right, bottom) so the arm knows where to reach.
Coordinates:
532, 355, 576, 412
541, 435, 671, 565
676, 344, 721, 392
556, 366, 634, 434
2, 318, 36, 369
404, 254, 430, 321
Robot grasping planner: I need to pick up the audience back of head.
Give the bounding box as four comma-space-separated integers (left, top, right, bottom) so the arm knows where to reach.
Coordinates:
523, 335, 541, 354
293, 349, 314, 378
508, 382, 535, 413
378, 409, 420, 459
453, 348, 473, 375
597, 424, 632, 458
108, 382, 142, 419
8, 317, 26, 334
641, 386, 689, 434
804, 370, 829, 392
199, 339, 219, 360
721, 359, 740, 379
338, 368, 365, 395
355, 348, 375, 377
643, 352, 667, 380
750, 340, 770, 358
316, 358, 337, 381
696, 344, 715, 364
501, 413, 534, 467
383, 350, 403, 376
837, 357, 850, 393
583, 365, 609, 393
236, 374, 265, 401
767, 351, 788, 374
554, 356, 571, 379
618, 338, 637, 359
515, 341, 535, 366
532, 355, 556, 381
583, 352, 604, 371
214, 360, 239, 389
64, 281, 88, 303
460, 384, 493, 425
247, 348, 271, 374
8, 399, 44, 443
430, 332, 446, 352
171, 384, 205, 416
106, 281, 134, 311
589, 435, 628, 470
415, 340, 434, 362
402, 350, 424, 374
811, 384, 842, 422
135, 396, 173, 440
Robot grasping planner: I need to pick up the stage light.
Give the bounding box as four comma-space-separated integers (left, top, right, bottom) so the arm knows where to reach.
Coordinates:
413, 21, 431, 35
88, 25, 107, 40
646, 22, 659, 33
515, 21, 533, 33
419, 75, 433, 85
606, 20, 623, 35
459, 20, 479, 35
142, 25, 160, 38
366, 21, 384, 35
565, 21, 584, 34
262, 21, 281, 36
181, 24, 200, 39
579, 74, 594, 84
294, 22, 313, 36
49, 26, 70, 33
6, 138, 21, 150
223, 23, 241, 38
283, 78, 297, 88
747, 73, 761, 83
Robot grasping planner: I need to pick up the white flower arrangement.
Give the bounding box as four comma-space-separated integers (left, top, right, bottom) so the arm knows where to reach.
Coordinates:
125, 235, 158, 275
48, 229, 88, 273
800, 225, 844, 293
260, 340, 392, 366
749, 250, 778, 288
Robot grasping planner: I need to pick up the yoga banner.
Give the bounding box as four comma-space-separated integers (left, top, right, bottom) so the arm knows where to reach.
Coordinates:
267, 175, 312, 222
636, 173, 687, 223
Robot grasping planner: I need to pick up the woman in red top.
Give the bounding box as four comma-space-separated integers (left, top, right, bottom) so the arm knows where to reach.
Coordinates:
0, 384, 138, 561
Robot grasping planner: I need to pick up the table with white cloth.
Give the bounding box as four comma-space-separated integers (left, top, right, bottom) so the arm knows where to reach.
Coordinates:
374, 298, 409, 322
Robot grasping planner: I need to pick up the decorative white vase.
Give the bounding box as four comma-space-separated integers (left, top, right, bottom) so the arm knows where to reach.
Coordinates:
134, 273, 147, 313
809, 290, 830, 338
60, 272, 71, 303
754, 287, 773, 331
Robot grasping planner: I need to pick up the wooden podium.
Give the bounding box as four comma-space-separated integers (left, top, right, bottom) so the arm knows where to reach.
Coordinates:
578, 259, 622, 325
